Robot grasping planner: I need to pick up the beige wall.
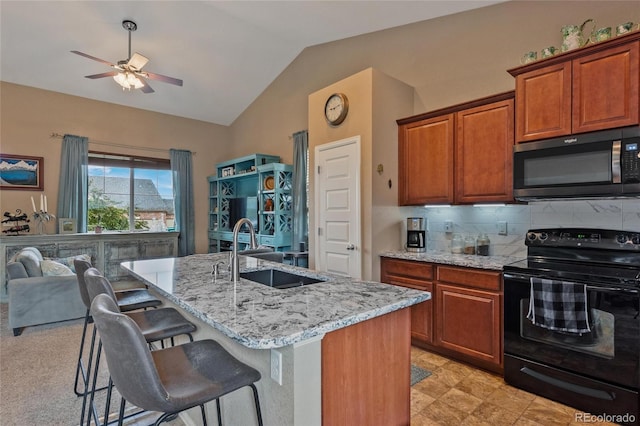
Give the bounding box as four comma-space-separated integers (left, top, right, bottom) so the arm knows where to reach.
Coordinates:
308, 69, 374, 275
370, 69, 414, 281
232, 0, 637, 276
307, 68, 414, 281
0, 82, 231, 253
232, 1, 638, 161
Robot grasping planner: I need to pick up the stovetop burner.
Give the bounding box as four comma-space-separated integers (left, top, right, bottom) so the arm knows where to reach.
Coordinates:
504, 228, 640, 288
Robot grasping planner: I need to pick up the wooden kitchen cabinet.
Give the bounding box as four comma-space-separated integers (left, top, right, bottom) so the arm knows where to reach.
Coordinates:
397, 92, 514, 205
380, 258, 434, 343
381, 257, 504, 373
435, 284, 501, 367
436, 265, 502, 370
514, 61, 572, 141
455, 98, 514, 203
510, 33, 640, 142
573, 42, 639, 133
398, 114, 454, 205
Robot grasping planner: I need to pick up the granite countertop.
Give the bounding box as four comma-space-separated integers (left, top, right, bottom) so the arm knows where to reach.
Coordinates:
379, 250, 523, 271
121, 253, 430, 349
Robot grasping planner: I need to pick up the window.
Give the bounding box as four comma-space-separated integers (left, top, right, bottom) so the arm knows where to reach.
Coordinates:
88, 152, 174, 232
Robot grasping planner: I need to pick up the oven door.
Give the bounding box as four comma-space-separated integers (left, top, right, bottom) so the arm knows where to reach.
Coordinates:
504, 271, 639, 421
504, 271, 639, 390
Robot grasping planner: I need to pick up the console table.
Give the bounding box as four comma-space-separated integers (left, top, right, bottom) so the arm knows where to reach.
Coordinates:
0, 231, 178, 301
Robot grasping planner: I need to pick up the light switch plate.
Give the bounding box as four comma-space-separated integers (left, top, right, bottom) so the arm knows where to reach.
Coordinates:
497, 221, 507, 235
444, 220, 453, 232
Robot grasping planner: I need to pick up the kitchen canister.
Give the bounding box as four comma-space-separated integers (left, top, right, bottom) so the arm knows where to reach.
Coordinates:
464, 235, 476, 255
451, 234, 464, 254
476, 233, 490, 256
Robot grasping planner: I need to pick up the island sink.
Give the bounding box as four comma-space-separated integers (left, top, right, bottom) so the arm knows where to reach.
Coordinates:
240, 269, 326, 289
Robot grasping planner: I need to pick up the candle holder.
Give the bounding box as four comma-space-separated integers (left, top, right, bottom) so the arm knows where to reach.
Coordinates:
32, 211, 55, 235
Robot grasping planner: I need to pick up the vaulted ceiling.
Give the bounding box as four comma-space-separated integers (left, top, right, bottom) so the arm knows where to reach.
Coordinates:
1, 1, 503, 125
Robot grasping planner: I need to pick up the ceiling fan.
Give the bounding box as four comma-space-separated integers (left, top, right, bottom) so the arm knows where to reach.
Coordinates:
71, 19, 183, 93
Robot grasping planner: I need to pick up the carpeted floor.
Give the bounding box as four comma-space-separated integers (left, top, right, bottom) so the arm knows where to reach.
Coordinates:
1, 303, 90, 425
0, 303, 182, 426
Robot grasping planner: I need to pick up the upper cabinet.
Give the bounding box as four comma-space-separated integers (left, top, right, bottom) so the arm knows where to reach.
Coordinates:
455, 99, 514, 203
397, 92, 514, 205
509, 32, 640, 143
573, 43, 639, 132
398, 114, 454, 205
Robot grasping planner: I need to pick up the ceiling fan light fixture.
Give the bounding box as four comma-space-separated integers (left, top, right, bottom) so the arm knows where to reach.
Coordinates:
113, 71, 144, 90
73, 18, 181, 93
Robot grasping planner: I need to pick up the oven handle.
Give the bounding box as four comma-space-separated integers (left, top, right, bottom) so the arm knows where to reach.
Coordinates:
504, 273, 639, 294
520, 367, 615, 400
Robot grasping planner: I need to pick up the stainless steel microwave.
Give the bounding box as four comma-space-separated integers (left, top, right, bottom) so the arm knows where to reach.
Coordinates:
513, 126, 640, 200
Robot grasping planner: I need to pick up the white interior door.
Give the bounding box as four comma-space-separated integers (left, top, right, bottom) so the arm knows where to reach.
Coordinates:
314, 136, 361, 279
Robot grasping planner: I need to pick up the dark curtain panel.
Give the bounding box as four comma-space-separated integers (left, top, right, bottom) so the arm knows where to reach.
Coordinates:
170, 149, 195, 256
292, 130, 308, 251
56, 134, 88, 232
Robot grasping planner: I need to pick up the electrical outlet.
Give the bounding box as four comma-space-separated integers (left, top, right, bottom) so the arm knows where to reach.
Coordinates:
444, 220, 453, 232
497, 221, 508, 235
271, 348, 283, 385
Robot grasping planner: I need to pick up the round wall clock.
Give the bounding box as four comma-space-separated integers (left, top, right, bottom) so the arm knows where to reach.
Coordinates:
324, 92, 349, 126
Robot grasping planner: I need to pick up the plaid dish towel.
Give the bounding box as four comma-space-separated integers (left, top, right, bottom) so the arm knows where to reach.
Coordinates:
527, 277, 591, 334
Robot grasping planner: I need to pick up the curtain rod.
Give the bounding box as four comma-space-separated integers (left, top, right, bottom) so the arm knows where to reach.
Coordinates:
50, 132, 196, 155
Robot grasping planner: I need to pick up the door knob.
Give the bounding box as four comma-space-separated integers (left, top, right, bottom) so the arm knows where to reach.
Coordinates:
346, 244, 355, 250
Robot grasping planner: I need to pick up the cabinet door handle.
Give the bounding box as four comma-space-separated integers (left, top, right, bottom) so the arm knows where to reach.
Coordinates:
346, 244, 356, 250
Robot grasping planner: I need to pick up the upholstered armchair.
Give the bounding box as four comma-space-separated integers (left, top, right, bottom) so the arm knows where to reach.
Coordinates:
7, 247, 87, 336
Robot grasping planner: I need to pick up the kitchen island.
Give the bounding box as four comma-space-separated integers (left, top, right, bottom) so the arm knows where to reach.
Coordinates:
121, 253, 430, 426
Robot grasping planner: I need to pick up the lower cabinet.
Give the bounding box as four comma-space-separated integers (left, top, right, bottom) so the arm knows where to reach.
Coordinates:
380, 257, 503, 373
380, 258, 433, 343
435, 283, 501, 367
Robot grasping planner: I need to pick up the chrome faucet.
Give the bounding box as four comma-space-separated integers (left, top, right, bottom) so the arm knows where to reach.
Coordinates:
231, 218, 258, 283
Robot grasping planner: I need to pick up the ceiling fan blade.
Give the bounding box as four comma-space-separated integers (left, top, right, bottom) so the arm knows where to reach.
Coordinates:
140, 79, 155, 94
71, 50, 116, 67
85, 71, 119, 79
143, 71, 183, 87
127, 52, 149, 71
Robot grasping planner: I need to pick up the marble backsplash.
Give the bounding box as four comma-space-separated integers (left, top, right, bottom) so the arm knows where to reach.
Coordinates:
400, 199, 640, 258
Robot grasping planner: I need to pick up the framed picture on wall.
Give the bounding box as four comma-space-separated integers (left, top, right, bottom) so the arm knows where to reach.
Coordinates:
58, 218, 77, 234
221, 166, 234, 177
0, 154, 44, 190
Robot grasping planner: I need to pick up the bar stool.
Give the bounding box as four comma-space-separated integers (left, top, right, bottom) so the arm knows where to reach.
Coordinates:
73, 259, 162, 398
82, 267, 197, 426
91, 293, 263, 426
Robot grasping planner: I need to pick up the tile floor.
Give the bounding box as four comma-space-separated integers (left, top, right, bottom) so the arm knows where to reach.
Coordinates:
127, 344, 621, 425
409, 346, 618, 425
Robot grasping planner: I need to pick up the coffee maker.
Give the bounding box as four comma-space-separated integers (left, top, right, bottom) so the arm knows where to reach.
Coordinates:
406, 217, 426, 253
